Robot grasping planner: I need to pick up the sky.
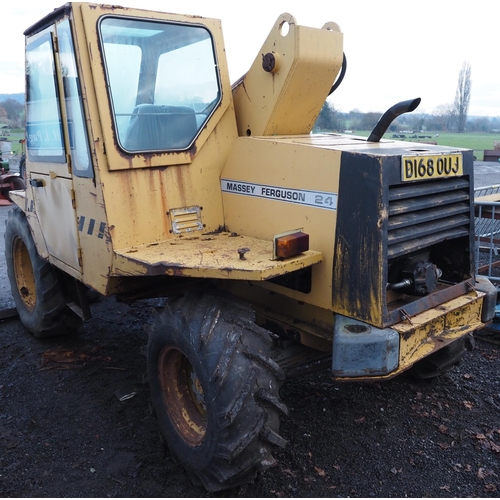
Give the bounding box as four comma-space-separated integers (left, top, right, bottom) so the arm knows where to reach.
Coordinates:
3, 0, 499, 117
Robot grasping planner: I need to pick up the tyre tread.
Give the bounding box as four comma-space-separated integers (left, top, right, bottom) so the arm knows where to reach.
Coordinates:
147, 291, 287, 492
4, 207, 80, 338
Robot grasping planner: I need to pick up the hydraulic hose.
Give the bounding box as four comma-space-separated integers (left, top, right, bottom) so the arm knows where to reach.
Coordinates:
328, 53, 347, 95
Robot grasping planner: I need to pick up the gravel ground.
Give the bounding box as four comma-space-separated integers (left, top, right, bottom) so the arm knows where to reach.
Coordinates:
1, 162, 500, 497
1, 295, 500, 498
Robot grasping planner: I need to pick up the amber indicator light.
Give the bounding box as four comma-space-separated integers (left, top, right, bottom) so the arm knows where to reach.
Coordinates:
275, 232, 309, 259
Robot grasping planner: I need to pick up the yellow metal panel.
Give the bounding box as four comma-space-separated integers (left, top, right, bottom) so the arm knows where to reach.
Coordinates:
113, 232, 322, 279
72, 175, 112, 294
393, 291, 484, 360
31, 174, 81, 272
221, 136, 341, 309
99, 108, 237, 251
8, 190, 26, 210
232, 13, 343, 136
64, 5, 116, 294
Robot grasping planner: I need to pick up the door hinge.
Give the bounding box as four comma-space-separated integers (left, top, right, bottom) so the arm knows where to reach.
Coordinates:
70, 188, 76, 210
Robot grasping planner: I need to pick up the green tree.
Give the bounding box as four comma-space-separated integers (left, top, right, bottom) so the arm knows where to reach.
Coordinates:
470, 116, 491, 132
315, 101, 337, 131
0, 98, 24, 127
359, 112, 380, 131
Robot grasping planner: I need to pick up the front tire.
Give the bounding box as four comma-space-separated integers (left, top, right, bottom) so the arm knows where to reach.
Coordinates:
4, 207, 81, 337
147, 292, 287, 492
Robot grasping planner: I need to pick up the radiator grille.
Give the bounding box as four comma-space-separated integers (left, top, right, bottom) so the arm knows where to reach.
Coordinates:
387, 178, 470, 259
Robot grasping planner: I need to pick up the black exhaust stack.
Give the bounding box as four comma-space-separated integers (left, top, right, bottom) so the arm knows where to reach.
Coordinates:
367, 98, 421, 143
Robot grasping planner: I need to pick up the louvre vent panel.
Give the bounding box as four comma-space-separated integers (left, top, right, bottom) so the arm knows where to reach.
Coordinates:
387, 177, 470, 259
388, 202, 469, 231
389, 191, 469, 216
388, 178, 470, 201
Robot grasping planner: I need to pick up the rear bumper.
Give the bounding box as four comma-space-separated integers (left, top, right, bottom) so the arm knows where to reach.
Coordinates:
332, 289, 487, 381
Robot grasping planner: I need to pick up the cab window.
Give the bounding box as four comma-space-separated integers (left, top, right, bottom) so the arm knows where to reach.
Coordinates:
26, 32, 65, 162
99, 17, 221, 153
57, 19, 93, 178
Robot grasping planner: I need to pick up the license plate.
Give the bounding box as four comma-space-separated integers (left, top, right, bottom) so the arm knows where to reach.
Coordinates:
401, 154, 463, 182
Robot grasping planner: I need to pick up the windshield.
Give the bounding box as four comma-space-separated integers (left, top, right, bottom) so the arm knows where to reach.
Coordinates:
99, 17, 221, 153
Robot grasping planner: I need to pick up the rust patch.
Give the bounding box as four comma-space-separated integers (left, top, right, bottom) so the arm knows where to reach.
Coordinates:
387, 282, 469, 326
95, 4, 132, 12
173, 166, 187, 205
202, 225, 228, 235
188, 144, 197, 161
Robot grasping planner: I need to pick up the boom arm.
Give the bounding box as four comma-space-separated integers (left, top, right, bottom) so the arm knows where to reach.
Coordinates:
232, 13, 343, 137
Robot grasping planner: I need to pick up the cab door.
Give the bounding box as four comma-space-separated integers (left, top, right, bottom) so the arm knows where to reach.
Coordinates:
25, 18, 93, 274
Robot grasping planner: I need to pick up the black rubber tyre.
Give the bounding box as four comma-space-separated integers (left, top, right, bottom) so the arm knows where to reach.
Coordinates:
1, 175, 25, 202
4, 207, 81, 338
407, 337, 469, 380
147, 292, 288, 492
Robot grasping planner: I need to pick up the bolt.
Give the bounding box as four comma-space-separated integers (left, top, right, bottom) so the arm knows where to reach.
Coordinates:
237, 247, 250, 260
262, 52, 276, 72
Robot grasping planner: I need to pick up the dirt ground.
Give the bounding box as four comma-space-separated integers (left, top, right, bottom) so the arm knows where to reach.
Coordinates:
2, 293, 500, 498
2, 162, 500, 497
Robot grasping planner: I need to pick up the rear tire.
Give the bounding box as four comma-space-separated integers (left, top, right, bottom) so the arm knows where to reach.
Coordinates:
147, 292, 287, 492
4, 207, 81, 337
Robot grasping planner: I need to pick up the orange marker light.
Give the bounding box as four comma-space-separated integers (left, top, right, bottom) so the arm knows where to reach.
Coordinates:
275, 232, 309, 259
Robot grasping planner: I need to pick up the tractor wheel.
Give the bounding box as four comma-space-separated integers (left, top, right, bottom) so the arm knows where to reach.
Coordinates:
147, 292, 288, 492
407, 336, 470, 380
5, 176, 25, 202
4, 207, 81, 338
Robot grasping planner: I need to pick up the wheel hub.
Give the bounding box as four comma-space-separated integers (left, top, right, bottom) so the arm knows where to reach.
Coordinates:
12, 236, 36, 311
158, 346, 207, 446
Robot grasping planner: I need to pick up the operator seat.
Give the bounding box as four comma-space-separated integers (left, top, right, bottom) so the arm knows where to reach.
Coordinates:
123, 104, 197, 151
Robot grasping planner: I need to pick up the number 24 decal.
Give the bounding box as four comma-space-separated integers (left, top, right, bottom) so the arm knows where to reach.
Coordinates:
315, 195, 335, 206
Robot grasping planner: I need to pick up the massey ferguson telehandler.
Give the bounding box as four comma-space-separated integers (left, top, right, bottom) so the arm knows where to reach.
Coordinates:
4, 2, 496, 491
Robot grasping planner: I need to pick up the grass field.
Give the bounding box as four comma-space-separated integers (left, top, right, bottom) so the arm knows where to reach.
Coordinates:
7, 132, 25, 155
427, 132, 499, 161
3, 129, 500, 160
0, 130, 25, 156
350, 131, 499, 161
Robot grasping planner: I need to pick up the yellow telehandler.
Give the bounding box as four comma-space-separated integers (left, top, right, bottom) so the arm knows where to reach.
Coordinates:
5, 2, 496, 491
